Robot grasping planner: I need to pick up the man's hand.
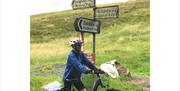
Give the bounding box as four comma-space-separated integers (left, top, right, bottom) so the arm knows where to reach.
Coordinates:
87, 69, 93, 74
93, 69, 104, 74
87, 69, 104, 74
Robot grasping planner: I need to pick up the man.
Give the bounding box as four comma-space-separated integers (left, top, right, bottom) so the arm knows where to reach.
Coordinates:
63, 38, 98, 91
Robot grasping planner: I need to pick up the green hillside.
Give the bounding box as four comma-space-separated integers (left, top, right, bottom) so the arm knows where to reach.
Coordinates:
30, 0, 150, 91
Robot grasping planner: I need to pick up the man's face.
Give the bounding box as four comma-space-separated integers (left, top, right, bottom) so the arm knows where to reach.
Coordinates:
73, 43, 82, 52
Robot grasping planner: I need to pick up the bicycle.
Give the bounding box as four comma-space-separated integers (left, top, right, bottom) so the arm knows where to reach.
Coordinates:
60, 69, 121, 91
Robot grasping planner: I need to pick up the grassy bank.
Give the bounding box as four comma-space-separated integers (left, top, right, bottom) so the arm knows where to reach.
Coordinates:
30, 0, 150, 90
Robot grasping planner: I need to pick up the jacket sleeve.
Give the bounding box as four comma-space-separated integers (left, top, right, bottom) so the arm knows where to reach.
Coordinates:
69, 54, 89, 74
82, 53, 97, 70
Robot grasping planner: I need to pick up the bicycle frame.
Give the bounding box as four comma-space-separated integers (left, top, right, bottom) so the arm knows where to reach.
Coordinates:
92, 72, 121, 91
92, 73, 106, 91
61, 70, 120, 91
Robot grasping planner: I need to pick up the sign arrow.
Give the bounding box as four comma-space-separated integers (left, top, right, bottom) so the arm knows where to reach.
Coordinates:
74, 17, 101, 33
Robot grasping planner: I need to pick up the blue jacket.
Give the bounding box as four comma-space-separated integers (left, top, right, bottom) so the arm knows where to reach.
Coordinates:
63, 50, 97, 81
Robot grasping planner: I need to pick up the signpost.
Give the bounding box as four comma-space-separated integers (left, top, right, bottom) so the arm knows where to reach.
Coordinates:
71, 0, 119, 64
95, 5, 119, 19
74, 17, 101, 33
72, 0, 94, 9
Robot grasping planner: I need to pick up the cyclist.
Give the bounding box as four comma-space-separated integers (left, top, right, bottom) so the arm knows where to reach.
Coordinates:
62, 38, 98, 91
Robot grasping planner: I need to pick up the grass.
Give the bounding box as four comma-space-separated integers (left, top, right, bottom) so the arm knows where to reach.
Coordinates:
30, 0, 150, 91
30, 76, 61, 91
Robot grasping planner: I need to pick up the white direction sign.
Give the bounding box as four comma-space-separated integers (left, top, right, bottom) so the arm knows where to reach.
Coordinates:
74, 17, 101, 33
71, 0, 94, 9
95, 5, 119, 18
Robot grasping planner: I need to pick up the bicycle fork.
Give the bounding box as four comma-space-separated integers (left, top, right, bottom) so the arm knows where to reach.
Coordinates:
92, 74, 106, 91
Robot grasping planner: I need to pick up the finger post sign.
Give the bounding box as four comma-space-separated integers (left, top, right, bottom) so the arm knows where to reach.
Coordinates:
72, 0, 94, 9
74, 17, 101, 33
71, 0, 119, 64
95, 5, 119, 19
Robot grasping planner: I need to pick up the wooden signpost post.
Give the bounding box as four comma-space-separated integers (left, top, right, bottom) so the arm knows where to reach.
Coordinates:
71, 0, 119, 64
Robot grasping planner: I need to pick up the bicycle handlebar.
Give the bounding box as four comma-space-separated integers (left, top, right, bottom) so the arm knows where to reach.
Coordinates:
93, 69, 105, 74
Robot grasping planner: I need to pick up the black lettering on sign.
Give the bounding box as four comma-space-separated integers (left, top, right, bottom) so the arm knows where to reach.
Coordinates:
95, 5, 119, 19
72, 0, 94, 9
74, 17, 101, 33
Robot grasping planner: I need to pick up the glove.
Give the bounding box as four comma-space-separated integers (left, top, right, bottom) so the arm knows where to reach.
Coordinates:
93, 69, 104, 74
87, 69, 93, 74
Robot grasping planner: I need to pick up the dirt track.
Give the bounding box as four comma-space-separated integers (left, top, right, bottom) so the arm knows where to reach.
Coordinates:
31, 63, 66, 77
131, 77, 150, 91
